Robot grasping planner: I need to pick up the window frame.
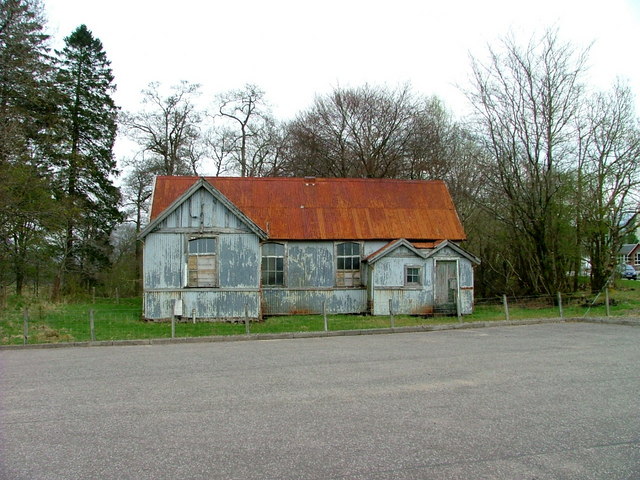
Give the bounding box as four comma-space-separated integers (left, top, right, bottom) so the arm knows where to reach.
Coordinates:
186, 236, 218, 288
261, 242, 286, 287
405, 265, 422, 287
635, 253, 640, 266
335, 241, 362, 287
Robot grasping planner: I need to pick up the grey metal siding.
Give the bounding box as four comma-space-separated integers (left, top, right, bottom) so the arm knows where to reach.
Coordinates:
144, 290, 260, 320
458, 258, 474, 314
219, 234, 260, 288
262, 288, 367, 315
286, 242, 334, 288
143, 233, 184, 289
371, 254, 434, 315
373, 289, 432, 315
159, 188, 250, 231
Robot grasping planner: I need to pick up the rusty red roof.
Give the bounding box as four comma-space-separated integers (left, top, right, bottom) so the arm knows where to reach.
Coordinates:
149, 176, 466, 241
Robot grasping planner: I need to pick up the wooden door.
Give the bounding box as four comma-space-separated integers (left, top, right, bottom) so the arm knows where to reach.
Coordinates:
435, 260, 457, 313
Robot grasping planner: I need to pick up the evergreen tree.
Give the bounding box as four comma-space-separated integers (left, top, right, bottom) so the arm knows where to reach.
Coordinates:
54, 24, 121, 293
0, 0, 60, 295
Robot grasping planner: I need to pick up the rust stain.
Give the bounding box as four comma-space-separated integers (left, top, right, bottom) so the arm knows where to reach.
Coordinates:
150, 176, 466, 242
411, 305, 434, 315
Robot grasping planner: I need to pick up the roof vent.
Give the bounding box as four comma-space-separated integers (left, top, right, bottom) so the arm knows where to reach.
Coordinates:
304, 176, 316, 185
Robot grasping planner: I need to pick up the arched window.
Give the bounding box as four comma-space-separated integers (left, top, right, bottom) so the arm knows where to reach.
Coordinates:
336, 242, 361, 287
261, 243, 285, 286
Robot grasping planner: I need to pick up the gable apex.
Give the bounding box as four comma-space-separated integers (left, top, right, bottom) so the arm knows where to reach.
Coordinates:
139, 178, 267, 239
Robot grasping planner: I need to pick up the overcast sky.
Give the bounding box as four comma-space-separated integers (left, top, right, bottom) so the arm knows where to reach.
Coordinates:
43, 0, 640, 161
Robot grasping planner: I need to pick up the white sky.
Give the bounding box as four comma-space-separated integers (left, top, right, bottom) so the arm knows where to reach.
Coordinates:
44, 0, 640, 162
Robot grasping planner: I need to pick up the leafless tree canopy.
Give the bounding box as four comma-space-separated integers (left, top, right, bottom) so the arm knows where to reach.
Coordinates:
123, 81, 202, 176
466, 29, 640, 294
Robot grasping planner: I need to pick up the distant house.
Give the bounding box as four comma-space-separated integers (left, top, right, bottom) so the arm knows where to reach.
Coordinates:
619, 244, 640, 270
139, 176, 480, 321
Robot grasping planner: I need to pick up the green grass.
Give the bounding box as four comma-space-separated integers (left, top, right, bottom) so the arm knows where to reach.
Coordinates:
1, 279, 639, 345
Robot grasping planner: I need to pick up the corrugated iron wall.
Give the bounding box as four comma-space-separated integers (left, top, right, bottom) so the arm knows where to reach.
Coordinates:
262, 288, 367, 315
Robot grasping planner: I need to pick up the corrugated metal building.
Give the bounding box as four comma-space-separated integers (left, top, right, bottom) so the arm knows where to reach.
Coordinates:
139, 176, 480, 320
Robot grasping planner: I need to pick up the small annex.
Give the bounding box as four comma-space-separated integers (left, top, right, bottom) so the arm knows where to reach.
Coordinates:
139, 176, 480, 321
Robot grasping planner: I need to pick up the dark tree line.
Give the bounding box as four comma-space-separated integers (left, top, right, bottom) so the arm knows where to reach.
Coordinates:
2, 1, 637, 300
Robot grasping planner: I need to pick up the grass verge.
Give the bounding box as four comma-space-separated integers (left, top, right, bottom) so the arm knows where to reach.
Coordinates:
1, 280, 639, 345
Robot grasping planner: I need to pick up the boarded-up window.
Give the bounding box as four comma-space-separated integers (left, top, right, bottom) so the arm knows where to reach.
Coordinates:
187, 237, 217, 287
261, 242, 285, 286
336, 242, 361, 287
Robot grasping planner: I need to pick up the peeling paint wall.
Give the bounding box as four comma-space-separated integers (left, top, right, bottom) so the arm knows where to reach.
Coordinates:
458, 258, 475, 314
143, 233, 184, 289
159, 188, 250, 231
262, 288, 367, 315
286, 242, 334, 287
219, 234, 259, 288
144, 290, 260, 320
371, 249, 433, 315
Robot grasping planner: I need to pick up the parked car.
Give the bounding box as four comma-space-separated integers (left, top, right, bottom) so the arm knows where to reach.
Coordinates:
621, 264, 638, 280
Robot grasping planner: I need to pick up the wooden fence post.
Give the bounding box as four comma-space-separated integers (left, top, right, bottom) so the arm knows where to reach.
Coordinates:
90, 309, 95, 342
557, 292, 563, 319
323, 301, 328, 332
605, 288, 610, 317
389, 299, 395, 328
23, 308, 29, 345
503, 295, 510, 322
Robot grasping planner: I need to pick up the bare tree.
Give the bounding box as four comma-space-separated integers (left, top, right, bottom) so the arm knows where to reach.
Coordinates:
124, 81, 202, 175
215, 83, 272, 177
284, 84, 418, 178
578, 81, 640, 291
466, 29, 589, 294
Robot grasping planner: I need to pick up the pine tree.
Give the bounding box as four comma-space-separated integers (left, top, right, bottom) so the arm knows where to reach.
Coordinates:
54, 24, 121, 293
0, 0, 61, 295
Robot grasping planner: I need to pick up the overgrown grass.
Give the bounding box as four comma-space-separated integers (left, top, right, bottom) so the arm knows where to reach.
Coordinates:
1, 279, 638, 345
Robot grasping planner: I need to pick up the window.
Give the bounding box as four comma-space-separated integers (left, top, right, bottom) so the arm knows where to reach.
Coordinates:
619, 254, 629, 265
187, 237, 217, 287
636, 253, 640, 266
405, 266, 422, 286
262, 243, 285, 286
336, 242, 361, 287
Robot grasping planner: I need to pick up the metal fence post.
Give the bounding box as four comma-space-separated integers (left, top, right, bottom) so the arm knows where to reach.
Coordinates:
192, 308, 196, 324
245, 303, 250, 335
23, 308, 29, 345
90, 309, 95, 342
323, 301, 328, 332
557, 292, 563, 319
456, 289, 462, 323
503, 295, 510, 322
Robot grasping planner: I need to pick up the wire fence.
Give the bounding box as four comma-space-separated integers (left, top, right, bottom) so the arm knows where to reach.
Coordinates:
0, 288, 636, 346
